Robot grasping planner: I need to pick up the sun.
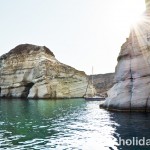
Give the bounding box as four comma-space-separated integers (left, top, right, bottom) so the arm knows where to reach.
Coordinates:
123, 0, 146, 27
128, 13, 145, 27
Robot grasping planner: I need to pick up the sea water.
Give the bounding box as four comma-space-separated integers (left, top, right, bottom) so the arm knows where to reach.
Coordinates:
0, 98, 150, 150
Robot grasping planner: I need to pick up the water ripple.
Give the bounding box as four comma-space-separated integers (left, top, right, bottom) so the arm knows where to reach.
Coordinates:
0, 99, 118, 150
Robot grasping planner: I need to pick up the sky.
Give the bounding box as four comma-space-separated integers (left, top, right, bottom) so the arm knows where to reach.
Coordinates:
0, 0, 146, 75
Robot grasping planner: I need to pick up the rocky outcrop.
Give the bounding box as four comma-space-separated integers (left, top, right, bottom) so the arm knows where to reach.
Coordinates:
0, 44, 94, 99
89, 73, 115, 97
101, 1, 150, 111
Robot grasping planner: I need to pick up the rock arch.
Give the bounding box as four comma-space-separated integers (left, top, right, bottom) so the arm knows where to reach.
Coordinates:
21, 83, 34, 98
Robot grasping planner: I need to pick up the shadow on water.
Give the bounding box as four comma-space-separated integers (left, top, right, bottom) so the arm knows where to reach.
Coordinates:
110, 112, 150, 150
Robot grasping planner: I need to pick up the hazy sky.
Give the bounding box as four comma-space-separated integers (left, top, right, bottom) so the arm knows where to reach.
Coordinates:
0, 0, 145, 74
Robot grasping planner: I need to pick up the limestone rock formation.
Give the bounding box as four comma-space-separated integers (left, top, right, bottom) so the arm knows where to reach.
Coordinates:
101, 1, 150, 111
89, 73, 115, 97
0, 44, 94, 99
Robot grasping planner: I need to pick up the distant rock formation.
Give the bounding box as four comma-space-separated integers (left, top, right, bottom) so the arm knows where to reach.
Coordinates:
101, 0, 150, 111
0, 44, 94, 99
89, 73, 115, 97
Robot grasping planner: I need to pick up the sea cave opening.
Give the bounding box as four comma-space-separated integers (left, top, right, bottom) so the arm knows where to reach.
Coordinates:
21, 82, 34, 98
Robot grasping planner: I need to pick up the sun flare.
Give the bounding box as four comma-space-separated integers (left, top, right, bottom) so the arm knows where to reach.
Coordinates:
122, 0, 145, 27
128, 13, 145, 27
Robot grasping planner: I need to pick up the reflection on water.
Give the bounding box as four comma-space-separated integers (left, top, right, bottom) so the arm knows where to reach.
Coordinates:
0, 99, 150, 150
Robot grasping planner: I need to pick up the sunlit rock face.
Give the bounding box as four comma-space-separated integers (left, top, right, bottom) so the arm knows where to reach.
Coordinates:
101, 6, 150, 111
0, 44, 93, 98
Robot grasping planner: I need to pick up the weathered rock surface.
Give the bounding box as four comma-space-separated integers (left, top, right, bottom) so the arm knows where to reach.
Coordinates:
89, 73, 115, 97
101, 1, 150, 111
0, 44, 94, 99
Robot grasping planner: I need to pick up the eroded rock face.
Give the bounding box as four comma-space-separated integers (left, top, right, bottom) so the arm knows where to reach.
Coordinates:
0, 44, 93, 98
89, 73, 115, 96
101, 10, 150, 111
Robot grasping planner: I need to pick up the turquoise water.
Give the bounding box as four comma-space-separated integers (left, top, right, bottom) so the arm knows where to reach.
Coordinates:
0, 99, 150, 150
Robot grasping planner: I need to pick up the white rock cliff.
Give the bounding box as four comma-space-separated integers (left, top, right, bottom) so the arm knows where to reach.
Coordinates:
0, 44, 94, 99
101, 0, 150, 111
